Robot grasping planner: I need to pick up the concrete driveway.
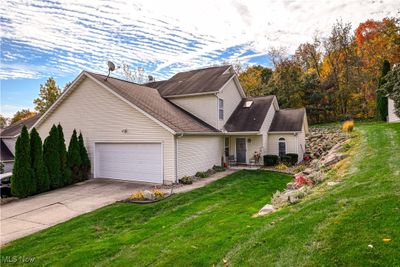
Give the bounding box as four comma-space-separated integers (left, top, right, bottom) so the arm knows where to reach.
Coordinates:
0, 179, 151, 246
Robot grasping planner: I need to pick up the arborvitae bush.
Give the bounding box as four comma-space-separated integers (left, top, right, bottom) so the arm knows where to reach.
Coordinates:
44, 125, 62, 189
78, 132, 91, 180
68, 129, 82, 183
11, 126, 34, 197
30, 127, 50, 193
57, 124, 71, 185
376, 60, 390, 121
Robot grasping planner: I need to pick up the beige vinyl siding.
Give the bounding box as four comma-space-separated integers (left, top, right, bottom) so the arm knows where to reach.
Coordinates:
227, 135, 262, 164
36, 77, 176, 183
267, 133, 298, 156
177, 136, 223, 178
217, 79, 242, 129
260, 98, 278, 156
297, 125, 306, 162
169, 95, 218, 129
388, 98, 400, 123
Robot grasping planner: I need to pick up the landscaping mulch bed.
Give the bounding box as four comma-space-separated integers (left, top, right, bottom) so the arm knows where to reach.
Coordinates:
120, 193, 173, 204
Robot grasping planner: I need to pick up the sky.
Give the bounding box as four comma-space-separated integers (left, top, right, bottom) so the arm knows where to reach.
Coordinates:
1, 0, 399, 118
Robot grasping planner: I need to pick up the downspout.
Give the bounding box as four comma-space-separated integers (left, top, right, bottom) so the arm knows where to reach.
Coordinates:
175, 133, 184, 183
215, 93, 219, 130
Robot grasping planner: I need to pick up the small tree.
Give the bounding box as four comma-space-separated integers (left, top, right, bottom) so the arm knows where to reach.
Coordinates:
376, 60, 390, 121
33, 77, 61, 113
78, 132, 91, 180
30, 128, 50, 193
11, 126, 34, 197
57, 124, 71, 185
11, 109, 37, 124
44, 125, 62, 189
68, 130, 82, 183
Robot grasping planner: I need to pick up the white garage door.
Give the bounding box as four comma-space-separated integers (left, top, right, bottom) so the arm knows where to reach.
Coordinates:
95, 143, 162, 183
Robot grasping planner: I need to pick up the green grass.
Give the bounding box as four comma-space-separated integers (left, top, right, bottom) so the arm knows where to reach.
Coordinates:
2, 122, 400, 266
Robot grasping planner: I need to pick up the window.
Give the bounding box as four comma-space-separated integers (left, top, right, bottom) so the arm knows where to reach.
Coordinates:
278, 138, 286, 158
224, 137, 229, 157
219, 98, 224, 120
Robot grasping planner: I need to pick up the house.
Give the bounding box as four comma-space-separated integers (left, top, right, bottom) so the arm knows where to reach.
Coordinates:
388, 96, 400, 123
0, 115, 41, 173
3, 65, 308, 184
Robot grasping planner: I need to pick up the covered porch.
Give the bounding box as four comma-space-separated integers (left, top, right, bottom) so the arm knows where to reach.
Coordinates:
223, 134, 264, 166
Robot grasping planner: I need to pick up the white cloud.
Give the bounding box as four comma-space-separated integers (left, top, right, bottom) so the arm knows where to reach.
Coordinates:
0, 0, 398, 80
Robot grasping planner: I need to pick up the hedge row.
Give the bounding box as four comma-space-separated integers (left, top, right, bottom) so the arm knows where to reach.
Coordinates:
263, 153, 299, 167
11, 124, 90, 198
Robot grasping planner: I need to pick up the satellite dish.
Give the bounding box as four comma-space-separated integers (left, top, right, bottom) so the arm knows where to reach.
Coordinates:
105, 61, 116, 81
107, 61, 116, 71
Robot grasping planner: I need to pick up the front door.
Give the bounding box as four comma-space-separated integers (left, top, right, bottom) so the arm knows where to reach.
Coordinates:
236, 138, 246, 163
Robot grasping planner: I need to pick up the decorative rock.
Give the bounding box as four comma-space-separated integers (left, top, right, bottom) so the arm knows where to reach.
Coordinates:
143, 190, 155, 200
258, 204, 275, 216
302, 168, 313, 175
287, 182, 296, 190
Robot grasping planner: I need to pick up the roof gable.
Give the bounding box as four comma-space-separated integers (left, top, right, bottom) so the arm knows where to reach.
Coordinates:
87, 72, 219, 133
34, 71, 219, 134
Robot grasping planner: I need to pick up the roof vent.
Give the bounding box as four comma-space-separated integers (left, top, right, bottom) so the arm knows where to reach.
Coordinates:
243, 100, 253, 108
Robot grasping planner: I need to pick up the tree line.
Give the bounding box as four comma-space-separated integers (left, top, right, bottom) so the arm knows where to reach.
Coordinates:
12, 124, 90, 198
238, 17, 400, 124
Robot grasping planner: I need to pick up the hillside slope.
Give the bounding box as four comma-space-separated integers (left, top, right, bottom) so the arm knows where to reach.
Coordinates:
227, 122, 400, 266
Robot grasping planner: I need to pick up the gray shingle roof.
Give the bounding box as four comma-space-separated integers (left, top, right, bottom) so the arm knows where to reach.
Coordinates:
144, 65, 234, 97
224, 96, 275, 132
87, 72, 219, 133
269, 108, 305, 132
0, 114, 41, 138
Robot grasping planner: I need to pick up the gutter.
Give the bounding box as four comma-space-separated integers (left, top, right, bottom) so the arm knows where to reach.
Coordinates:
268, 131, 301, 134
165, 91, 219, 98
174, 131, 262, 136
175, 133, 184, 183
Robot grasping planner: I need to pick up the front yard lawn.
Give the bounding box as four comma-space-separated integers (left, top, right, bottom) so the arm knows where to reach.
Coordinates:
1, 170, 291, 266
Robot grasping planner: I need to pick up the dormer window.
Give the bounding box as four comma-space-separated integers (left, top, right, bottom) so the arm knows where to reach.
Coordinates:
219, 98, 224, 120
244, 100, 253, 108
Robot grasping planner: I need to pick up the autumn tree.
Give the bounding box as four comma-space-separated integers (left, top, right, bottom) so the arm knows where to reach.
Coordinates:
295, 39, 322, 77
238, 65, 272, 96
321, 21, 361, 117
11, 109, 37, 124
265, 57, 304, 109
354, 18, 400, 117
33, 77, 61, 113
